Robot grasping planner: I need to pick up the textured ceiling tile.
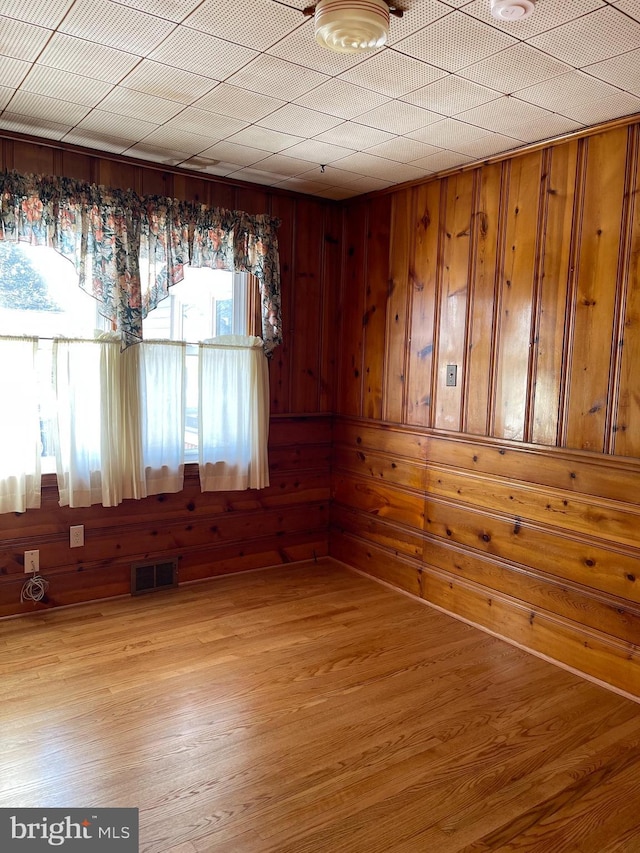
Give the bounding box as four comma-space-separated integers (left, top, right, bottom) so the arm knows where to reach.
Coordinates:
354, 100, 442, 134
225, 167, 280, 185
138, 125, 219, 154
453, 132, 521, 158
330, 152, 428, 183
184, 0, 303, 50
411, 150, 475, 172
226, 54, 329, 100
366, 137, 441, 162
273, 176, 330, 193
339, 51, 446, 98
0, 0, 74, 28
615, 0, 640, 21
225, 125, 305, 153
315, 185, 359, 200
329, 151, 405, 177
149, 27, 257, 78
0, 111, 70, 140
252, 153, 317, 176
402, 74, 501, 115
281, 138, 356, 163
555, 91, 640, 124
197, 140, 270, 166
334, 174, 393, 192
62, 128, 132, 152
0, 86, 16, 111
459, 44, 572, 94
463, 0, 605, 39
406, 117, 491, 148
295, 79, 390, 120
113, 0, 202, 23
163, 106, 247, 139
457, 98, 580, 141
124, 142, 193, 165
21, 65, 114, 107
179, 156, 240, 175
267, 19, 365, 75
386, 0, 450, 45
6, 90, 90, 124
194, 84, 284, 122
0, 17, 52, 61
120, 61, 217, 103
59, 0, 175, 55
38, 33, 140, 82
527, 6, 640, 67
258, 104, 342, 137
2, 0, 640, 200
314, 121, 395, 149
0, 55, 32, 89
584, 49, 640, 97
394, 11, 517, 72
506, 115, 584, 143
514, 71, 626, 113
98, 86, 184, 122
75, 108, 159, 140
296, 165, 368, 188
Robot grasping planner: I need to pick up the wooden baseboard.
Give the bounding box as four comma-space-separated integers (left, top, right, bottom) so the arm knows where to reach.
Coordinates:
330, 531, 640, 700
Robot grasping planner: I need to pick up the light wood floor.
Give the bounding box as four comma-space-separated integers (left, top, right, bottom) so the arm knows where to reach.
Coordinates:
2, 559, 640, 852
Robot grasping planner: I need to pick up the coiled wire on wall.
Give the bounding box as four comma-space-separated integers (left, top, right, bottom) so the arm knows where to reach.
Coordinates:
21, 574, 49, 603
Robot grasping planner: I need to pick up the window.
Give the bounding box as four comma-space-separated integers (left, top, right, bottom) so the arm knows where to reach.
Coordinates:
141, 268, 250, 461
0, 242, 269, 513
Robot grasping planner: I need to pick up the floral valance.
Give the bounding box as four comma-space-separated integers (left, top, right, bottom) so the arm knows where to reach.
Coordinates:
0, 170, 282, 356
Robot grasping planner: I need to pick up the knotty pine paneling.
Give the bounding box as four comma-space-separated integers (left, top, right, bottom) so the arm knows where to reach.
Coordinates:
530, 141, 579, 446
464, 161, 502, 436
613, 125, 640, 457
362, 194, 392, 421
337, 198, 368, 417
565, 128, 629, 452
291, 198, 326, 413
492, 151, 543, 442
383, 189, 412, 424
406, 181, 441, 427
334, 120, 640, 696
331, 417, 640, 696
337, 121, 640, 459
434, 171, 473, 432
1, 416, 331, 617
0, 133, 338, 615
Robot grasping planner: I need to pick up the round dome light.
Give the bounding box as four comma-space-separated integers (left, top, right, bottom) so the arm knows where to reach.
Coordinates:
490, 0, 535, 21
315, 0, 390, 53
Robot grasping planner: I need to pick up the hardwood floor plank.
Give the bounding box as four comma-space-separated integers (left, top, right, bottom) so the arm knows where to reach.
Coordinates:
1, 559, 639, 852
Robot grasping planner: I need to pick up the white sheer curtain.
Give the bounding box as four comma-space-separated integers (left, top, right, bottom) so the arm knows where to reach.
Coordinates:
53, 337, 187, 508
198, 335, 269, 492
53, 336, 134, 507
0, 337, 41, 512
137, 340, 185, 495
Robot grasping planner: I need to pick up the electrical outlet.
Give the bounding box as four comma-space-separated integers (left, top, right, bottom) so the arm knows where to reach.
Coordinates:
70, 525, 84, 548
24, 550, 39, 573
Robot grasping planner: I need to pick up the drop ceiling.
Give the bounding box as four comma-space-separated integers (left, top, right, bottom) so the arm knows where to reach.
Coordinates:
2, 0, 640, 199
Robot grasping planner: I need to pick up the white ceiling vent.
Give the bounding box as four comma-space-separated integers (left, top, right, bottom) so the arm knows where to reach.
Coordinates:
490, 0, 535, 22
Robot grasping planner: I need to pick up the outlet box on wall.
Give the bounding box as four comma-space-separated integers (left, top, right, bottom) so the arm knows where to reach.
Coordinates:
24, 550, 39, 573
70, 525, 84, 548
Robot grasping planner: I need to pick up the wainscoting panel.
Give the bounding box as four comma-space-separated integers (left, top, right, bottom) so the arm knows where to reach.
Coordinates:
331, 417, 640, 698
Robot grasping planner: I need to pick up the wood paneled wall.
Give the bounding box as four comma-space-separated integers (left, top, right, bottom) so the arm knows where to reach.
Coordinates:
0, 134, 337, 616
332, 120, 640, 698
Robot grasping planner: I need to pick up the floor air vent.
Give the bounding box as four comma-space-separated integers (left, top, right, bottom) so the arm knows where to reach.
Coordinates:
131, 559, 178, 595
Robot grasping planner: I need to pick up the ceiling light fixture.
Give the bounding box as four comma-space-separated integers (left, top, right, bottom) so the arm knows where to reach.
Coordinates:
490, 0, 535, 21
305, 0, 396, 54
